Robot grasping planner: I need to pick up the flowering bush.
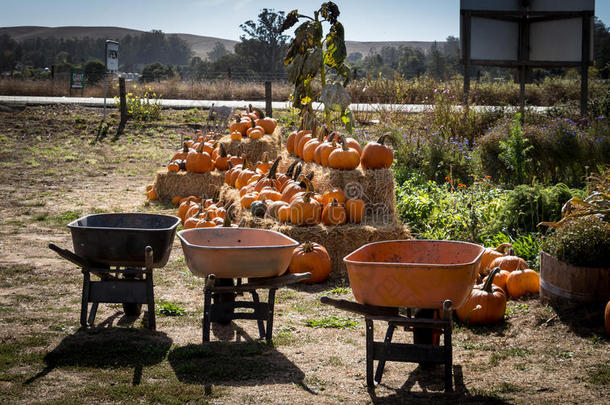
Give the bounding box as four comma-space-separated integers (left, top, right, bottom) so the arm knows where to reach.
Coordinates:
115, 85, 162, 121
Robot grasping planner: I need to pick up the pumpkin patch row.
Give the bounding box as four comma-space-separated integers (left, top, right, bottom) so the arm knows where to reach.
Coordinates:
175, 195, 236, 229
286, 128, 394, 170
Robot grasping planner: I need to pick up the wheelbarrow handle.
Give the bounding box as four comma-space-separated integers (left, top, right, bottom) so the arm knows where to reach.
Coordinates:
320, 296, 399, 317
48, 243, 89, 268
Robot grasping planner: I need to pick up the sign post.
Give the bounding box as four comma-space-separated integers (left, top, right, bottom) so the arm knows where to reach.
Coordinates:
104, 40, 119, 121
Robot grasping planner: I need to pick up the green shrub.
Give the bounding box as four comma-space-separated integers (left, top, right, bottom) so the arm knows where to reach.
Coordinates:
491, 183, 585, 234
542, 216, 610, 267
395, 172, 506, 241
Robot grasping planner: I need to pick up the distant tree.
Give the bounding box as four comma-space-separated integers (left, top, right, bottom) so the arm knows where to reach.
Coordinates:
398, 47, 426, 78
346, 52, 362, 63
207, 42, 229, 62
0, 34, 22, 73
141, 62, 168, 82
83, 58, 106, 84
594, 17, 610, 79
444, 35, 460, 76
427, 41, 446, 79
236, 8, 289, 77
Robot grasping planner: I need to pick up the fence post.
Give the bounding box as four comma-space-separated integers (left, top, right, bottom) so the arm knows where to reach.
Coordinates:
265, 81, 272, 117
115, 76, 128, 138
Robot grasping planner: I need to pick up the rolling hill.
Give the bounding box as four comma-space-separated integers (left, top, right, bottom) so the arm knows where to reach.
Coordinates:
0, 25, 442, 60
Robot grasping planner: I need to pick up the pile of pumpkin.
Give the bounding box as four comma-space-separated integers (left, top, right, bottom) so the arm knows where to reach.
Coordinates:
167, 137, 243, 174
226, 156, 366, 226
174, 195, 236, 229
228, 105, 278, 142
286, 127, 394, 170
456, 244, 541, 325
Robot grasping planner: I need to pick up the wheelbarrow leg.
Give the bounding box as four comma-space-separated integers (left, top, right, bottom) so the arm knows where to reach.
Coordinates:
366, 318, 375, 388
144, 246, 156, 331
87, 302, 99, 326
80, 270, 90, 327
265, 288, 277, 344
251, 291, 266, 340
374, 323, 396, 385
203, 288, 212, 343
442, 300, 454, 392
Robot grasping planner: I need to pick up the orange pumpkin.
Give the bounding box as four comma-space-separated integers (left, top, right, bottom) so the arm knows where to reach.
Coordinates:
167, 161, 180, 172
277, 205, 291, 223
296, 131, 313, 158
255, 117, 278, 134
360, 134, 394, 169
185, 142, 213, 173
230, 131, 243, 141
489, 251, 528, 272
482, 268, 511, 295
171, 195, 183, 206
321, 199, 347, 226
456, 268, 507, 325
288, 241, 331, 284
265, 200, 290, 220
146, 186, 158, 200
345, 199, 365, 223
214, 144, 231, 171
286, 130, 298, 155
318, 139, 338, 166
289, 178, 321, 226
321, 188, 346, 205
479, 243, 512, 275
505, 268, 540, 299
172, 142, 191, 161
328, 135, 360, 170
301, 130, 325, 163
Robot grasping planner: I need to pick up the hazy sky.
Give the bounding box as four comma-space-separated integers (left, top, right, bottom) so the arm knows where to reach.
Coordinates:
1, 0, 609, 42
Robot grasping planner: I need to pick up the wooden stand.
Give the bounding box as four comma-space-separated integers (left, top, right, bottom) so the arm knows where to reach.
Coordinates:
321, 297, 454, 392
49, 244, 157, 330
202, 272, 310, 344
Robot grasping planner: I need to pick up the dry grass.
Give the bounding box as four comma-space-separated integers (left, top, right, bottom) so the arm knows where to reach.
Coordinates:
0, 106, 608, 404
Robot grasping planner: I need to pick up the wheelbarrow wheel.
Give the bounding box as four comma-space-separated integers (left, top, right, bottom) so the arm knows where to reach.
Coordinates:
123, 303, 142, 316
213, 278, 235, 325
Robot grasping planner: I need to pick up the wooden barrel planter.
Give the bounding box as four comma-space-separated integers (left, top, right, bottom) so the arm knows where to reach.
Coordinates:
540, 251, 610, 303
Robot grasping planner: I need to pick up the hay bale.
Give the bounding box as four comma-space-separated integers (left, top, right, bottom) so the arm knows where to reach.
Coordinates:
218, 126, 283, 163
153, 170, 225, 202
277, 152, 396, 223
239, 215, 411, 275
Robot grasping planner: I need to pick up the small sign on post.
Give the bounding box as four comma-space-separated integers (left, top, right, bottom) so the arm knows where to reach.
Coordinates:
104, 40, 119, 121
70, 68, 84, 96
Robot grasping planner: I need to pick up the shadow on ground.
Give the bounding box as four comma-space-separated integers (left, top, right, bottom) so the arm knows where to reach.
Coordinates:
168, 324, 308, 390
368, 365, 511, 404
25, 313, 172, 386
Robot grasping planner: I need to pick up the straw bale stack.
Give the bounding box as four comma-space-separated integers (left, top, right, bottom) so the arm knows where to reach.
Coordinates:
238, 215, 411, 275
218, 126, 283, 163
153, 170, 225, 203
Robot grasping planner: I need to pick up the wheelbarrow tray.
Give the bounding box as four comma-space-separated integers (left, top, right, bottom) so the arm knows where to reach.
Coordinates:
344, 240, 484, 309
68, 213, 180, 268
178, 227, 299, 278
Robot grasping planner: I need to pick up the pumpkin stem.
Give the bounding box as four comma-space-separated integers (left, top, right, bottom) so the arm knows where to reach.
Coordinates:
302, 241, 315, 253
182, 142, 189, 153
285, 160, 298, 177
197, 141, 204, 153
483, 267, 501, 293
251, 105, 265, 119
267, 156, 281, 179
219, 143, 227, 158
338, 134, 350, 151
330, 198, 339, 207
378, 133, 394, 147
494, 243, 512, 254
293, 163, 303, 181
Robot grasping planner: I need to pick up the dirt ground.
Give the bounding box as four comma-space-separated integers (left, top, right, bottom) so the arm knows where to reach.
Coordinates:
0, 105, 608, 404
